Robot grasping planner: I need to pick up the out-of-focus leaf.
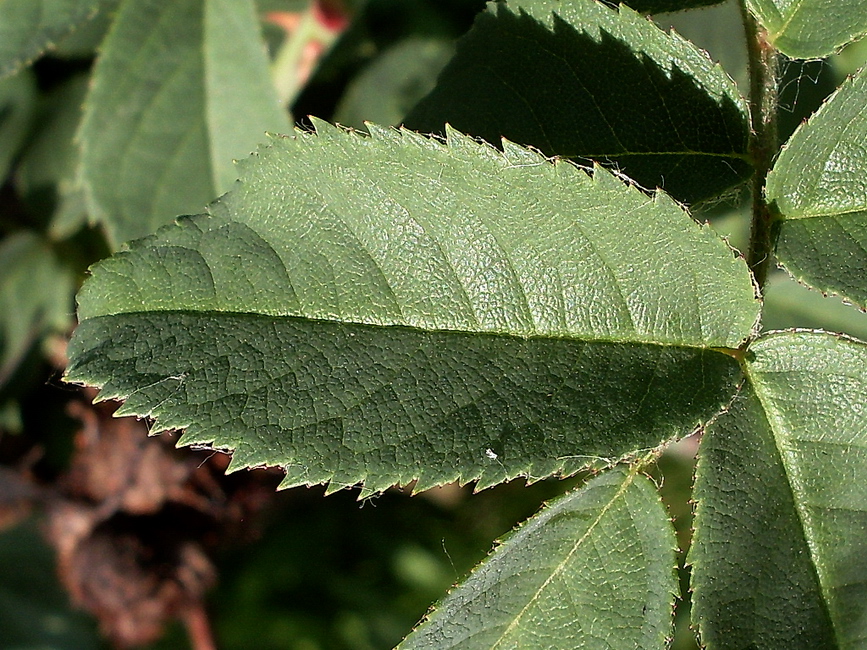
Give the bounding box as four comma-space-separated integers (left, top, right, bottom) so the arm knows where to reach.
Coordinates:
79, 0, 290, 248
66, 122, 758, 495
746, 0, 867, 59
405, 0, 751, 205
0, 519, 101, 649
0, 232, 74, 390
832, 38, 867, 78
16, 74, 89, 240
0, 69, 36, 180
0, 0, 100, 78
761, 271, 867, 342
400, 468, 676, 649
767, 66, 867, 311
52, 0, 120, 58
692, 331, 867, 648
334, 37, 453, 129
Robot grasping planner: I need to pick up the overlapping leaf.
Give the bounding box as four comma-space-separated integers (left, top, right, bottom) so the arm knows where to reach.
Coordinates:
692, 331, 867, 648
334, 37, 454, 129
66, 122, 758, 495
404, 0, 751, 205
767, 67, 867, 310
746, 0, 867, 59
400, 468, 676, 649
78, 0, 289, 248
0, 0, 100, 78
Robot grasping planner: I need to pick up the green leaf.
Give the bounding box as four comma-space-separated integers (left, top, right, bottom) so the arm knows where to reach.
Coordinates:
0, 69, 36, 181
79, 0, 290, 249
0, 232, 74, 390
767, 67, 867, 311
746, 0, 867, 59
400, 468, 676, 649
0, 0, 99, 78
16, 74, 89, 240
691, 331, 867, 648
404, 0, 751, 205
66, 122, 758, 494
334, 37, 454, 129
52, 0, 120, 59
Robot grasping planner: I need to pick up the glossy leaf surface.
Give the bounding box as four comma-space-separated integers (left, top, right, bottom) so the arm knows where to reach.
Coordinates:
746, 0, 867, 58
405, 0, 751, 205
400, 468, 676, 649
67, 122, 758, 494
692, 331, 867, 648
768, 67, 867, 310
78, 0, 289, 248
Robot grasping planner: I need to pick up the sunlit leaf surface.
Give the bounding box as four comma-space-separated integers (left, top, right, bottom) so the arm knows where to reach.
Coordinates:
67, 122, 758, 494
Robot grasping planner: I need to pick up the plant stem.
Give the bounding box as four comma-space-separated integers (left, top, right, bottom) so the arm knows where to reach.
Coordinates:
269, 5, 342, 112
742, 3, 778, 291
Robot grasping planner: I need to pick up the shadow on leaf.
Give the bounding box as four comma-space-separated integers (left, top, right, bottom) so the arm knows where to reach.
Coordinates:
404, 4, 750, 205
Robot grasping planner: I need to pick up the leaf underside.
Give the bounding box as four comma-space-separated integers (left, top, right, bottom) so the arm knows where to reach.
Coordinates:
400, 468, 677, 649
404, 0, 751, 205
692, 331, 867, 648
78, 0, 288, 248
67, 122, 758, 495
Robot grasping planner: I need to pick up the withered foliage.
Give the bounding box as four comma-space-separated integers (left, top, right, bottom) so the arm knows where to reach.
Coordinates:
4, 387, 281, 648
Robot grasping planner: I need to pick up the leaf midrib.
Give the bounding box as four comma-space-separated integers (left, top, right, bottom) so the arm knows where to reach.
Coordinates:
490, 468, 639, 649
78, 309, 743, 352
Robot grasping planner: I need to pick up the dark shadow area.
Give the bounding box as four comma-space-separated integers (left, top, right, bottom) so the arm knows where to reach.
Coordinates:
404, 5, 751, 205
600, 0, 727, 13
292, 0, 486, 123
776, 57, 839, 146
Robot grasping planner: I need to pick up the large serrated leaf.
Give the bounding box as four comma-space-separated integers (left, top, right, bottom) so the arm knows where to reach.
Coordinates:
0, 0, 100, 78
404, 0, 751, 205
66, 122, 758, 495
399, 468, 676, 649
78, 0, 289, 249
767, 67, 867, 311
746, 0, 867, 59
691, 331, 867, 648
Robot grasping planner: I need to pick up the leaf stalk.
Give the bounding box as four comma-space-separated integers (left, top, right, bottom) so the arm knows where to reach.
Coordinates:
742, 3, 779, 291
